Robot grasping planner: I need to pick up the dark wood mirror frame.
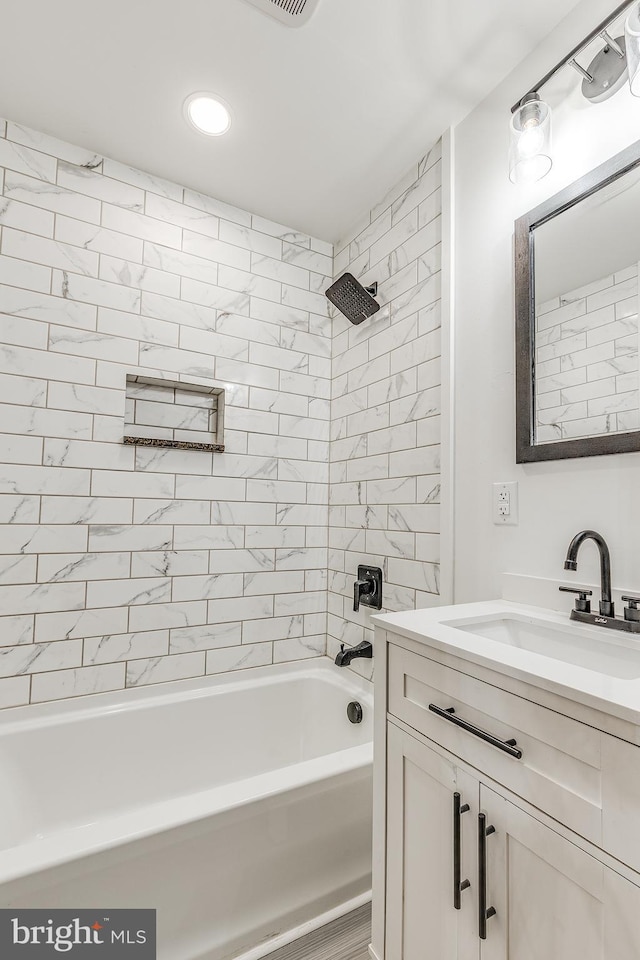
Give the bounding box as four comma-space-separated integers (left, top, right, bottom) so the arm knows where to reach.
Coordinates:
515, 138, 640, 463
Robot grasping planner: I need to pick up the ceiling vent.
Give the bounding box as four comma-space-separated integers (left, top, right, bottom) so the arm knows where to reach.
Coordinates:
240, 0, 320, 27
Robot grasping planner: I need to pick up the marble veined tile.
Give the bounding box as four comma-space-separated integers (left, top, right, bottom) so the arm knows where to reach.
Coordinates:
0, 495, 40, 525
0, 285, 97, 331
31, 663, 125, 703
251, 214, 310, 248
243, 614, 303, 644
141, 292, 216, 331
0, 554, 36, 585
38, 552, 130, 583
0, 464, 90, 497
0, 580, 85, 617
99, 256, 179, 297
102, 159, 183, 201
128, 601, 207, 633
0, 138, 57, 182
184, 188, 251, 228
0, 614, 34, 648
0, 639, 82, 678
7, 123, 103, 168
86, 577, 171, 608
84, 630, 169, 665
101, 204, 181, 249
169, 622, 241, 654
219, 220, 282, 258
205, 642, 272, 675
145, 194, 219, 237
0, 195, 54, 236
273, 634, 325, 663
57, 160, 143, 210
4, 170, 101, 222
0, 676, 30, 708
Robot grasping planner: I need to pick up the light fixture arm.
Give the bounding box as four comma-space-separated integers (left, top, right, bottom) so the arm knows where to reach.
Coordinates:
568, 59, 594, 83
511, 0, 635, 113
601, 30, 626, 57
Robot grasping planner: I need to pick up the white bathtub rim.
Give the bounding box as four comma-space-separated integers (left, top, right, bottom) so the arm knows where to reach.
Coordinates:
228, 890, 373, 960
0, 656, 372, 733
0, 741, 372, 888
0, 658, 373, 887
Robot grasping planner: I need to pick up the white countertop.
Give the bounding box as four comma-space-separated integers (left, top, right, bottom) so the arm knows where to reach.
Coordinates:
372, 600, 640, 727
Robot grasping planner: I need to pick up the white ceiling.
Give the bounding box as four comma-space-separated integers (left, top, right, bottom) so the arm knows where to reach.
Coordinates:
0, 0, 583, 242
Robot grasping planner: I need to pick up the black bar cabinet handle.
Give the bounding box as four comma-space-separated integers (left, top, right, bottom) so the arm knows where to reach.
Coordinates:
453, 792, 471, 910
428, 704, 523, 760
478, 813, 496, 940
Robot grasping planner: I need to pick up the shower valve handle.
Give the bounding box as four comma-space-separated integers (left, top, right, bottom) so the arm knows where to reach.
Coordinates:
354, 578, 375, 612
352, 566, 383, 613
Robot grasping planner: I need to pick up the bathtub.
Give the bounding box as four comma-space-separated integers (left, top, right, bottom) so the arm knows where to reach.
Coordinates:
0, 658, 373, 960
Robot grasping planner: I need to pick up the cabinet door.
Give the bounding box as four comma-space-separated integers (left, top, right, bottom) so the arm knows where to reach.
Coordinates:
479, 785, 640, 960
385, 722, 478, 960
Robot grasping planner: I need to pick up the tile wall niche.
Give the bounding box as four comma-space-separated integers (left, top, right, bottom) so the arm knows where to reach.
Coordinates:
0, 119, 333, 708
124, 375, 226, 451
328, 141, 443, 679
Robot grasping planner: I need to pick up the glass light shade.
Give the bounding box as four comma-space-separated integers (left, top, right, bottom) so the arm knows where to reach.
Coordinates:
183, 94, 232, 136
625, 4, 640, 97
509, 96, 552, 184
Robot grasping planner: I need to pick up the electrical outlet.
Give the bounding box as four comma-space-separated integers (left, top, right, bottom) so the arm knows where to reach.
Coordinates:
493, 482, 518, 525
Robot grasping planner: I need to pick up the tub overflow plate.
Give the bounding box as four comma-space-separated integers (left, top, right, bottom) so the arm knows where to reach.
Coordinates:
347, 701, 363, 724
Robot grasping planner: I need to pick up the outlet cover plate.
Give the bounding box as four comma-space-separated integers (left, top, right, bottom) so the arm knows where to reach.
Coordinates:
493, 482, 519, 526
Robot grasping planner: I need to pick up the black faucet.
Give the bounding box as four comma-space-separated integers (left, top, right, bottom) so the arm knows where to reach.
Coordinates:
564, 529, 614, 618
335, 640, 373, 667
560, 530, 640, 634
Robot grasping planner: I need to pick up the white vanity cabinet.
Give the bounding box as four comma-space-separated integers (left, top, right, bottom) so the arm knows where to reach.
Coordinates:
385, 723, 477, 960
479, 785, 640, 960
372, 627, 640, 960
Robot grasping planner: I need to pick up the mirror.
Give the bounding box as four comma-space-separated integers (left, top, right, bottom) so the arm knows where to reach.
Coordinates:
515, 140, 640, 462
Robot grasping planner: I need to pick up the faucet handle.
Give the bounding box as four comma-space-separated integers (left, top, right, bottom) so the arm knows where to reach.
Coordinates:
559, 585, 592, 613
353, 565, 383, 613
621, 596, 640, 622
353, 578, 374, 613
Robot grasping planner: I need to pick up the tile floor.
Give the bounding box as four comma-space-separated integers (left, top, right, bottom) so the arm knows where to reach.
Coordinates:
262, 903, 371, 960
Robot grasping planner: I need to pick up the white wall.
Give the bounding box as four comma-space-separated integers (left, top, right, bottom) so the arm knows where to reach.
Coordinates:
454, 0, 640, 602
0, 120, 332, 709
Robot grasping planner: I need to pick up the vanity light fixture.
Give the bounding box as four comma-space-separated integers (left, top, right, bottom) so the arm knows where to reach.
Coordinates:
509, 93, 553, 184
510, 0, 637, 183
625, 3, 640, 95
183, 93, 232, 136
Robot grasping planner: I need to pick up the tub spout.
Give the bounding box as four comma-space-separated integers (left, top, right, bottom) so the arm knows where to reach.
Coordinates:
335, 641, 373, 667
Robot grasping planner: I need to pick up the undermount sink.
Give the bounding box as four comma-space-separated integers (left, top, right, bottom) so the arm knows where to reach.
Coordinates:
442, 614, 640, 680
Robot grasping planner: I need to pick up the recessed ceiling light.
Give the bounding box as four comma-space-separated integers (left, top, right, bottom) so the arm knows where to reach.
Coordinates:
183, 93, 232, 136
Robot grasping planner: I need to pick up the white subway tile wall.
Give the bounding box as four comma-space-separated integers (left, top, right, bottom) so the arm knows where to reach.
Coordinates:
328, 140, 443, 679
536, 265, 640, 441
0, 121, 333, 707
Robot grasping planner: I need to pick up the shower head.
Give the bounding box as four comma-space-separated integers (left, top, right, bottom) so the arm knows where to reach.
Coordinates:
325, 273, 380, 325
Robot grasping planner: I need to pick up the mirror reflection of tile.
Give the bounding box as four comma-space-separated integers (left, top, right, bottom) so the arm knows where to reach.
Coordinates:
535, 262, 639, 443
